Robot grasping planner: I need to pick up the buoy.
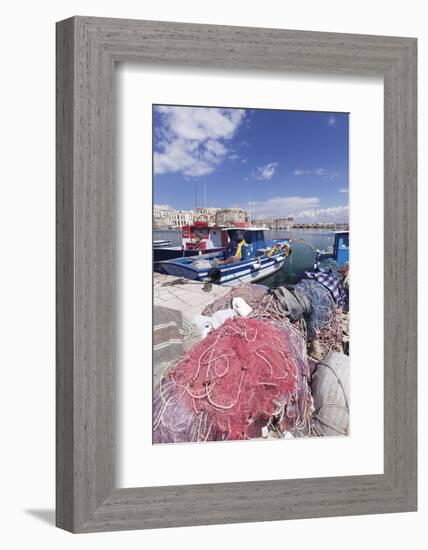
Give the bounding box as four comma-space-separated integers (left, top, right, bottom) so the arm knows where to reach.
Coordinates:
232, 297, 253, 317
207, 267, 222, 284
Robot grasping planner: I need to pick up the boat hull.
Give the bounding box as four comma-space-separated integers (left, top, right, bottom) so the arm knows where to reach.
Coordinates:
154, 246, 225, 263
220, 256, 286, 286
158, 252, 287, 286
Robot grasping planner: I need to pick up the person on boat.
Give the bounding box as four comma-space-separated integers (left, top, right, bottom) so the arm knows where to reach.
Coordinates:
226, 230, 248, 260
268, 242, 290, 257
194, 235, 202, 250
226, 238, 247, 260
234, 238, 249, 260
268, 243, 280, 257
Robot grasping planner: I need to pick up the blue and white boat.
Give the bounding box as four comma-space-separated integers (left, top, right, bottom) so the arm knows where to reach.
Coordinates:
156, 227, 291, 286
153, 239, 172, 248
316, 231, 349, 267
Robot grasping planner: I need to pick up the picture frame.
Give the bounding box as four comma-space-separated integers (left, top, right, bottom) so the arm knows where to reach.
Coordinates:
56, 16, 417, 533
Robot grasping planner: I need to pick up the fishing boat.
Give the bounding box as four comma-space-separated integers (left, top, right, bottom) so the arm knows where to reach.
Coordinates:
316, 231, 349, 267
153, 221, 225, 263
156, 226, 291, 286
153, 239, 172, 248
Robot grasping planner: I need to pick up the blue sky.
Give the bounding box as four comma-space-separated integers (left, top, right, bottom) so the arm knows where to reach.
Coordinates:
153, 105, 349, 222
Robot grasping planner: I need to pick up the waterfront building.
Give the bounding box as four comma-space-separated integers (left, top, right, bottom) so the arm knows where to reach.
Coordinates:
171, 210, 195, 227
215, 208, 247, 225
154, 206, 251, 228
195, 207, 219, 224
252, 218, 274, 228
252, 216, 294, 229
153, 207, 195, 228
153, 206, 175, 229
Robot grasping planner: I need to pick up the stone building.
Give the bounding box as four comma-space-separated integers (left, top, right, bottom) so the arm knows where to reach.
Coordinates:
274, 216, 294, 229
170, 210, 195, 227
154, 205, 251, 228
252, 216, 294, 229
195, 207, 219, 224
215, 208, 247, 226
153, 206, 174, 229
153, 207, 195, 228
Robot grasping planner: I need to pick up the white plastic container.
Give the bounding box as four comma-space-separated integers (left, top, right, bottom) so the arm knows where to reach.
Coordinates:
211, 309, 237, 328
190, 315, 214, 339
232, 297, 253, 317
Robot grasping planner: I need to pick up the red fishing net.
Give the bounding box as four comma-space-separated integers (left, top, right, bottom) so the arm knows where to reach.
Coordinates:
153, 317, 313, 444
202, 283, 345, 359
202, 284, 271, 319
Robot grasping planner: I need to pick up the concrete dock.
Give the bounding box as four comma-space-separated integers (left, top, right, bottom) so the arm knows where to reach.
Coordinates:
153, 272, 231, 386
154, 272, 230, 323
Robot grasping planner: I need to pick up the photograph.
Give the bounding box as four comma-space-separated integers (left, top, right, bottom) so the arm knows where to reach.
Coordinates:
0, 0, 418, 541
152, 105, 350, 444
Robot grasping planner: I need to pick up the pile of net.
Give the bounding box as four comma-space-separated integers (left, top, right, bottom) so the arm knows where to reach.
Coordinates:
202, 284, 307, 336
201, 282, 344, 358
202, 284, 269, 318
318, 258, 340, 273
295, 279, 343, 356
153, 317, 313, 444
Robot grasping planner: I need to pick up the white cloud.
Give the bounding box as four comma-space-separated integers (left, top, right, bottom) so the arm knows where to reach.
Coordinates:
294, 168, 328, 177
243, 196, 348, 223
327, 115, 337, 127
154, 203, 173, 210
338, 188, 349, 193
154, 106, 246, 177
228, 153, 240, 161
254, 161, 279, 180
293, 168, 339, 180
294, 205, 349, 223
246, 196, 320, 218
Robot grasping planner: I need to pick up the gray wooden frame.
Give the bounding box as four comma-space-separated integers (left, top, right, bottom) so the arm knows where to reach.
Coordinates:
56, 16, 417, 533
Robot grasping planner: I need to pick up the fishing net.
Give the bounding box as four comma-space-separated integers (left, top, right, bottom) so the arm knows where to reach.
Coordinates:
310, 351, 350, 437
313, 308, 344, 358
153, 317, 313, 444
295, 280, 335, 337
295, 279, 344, 357
202, 284, 268, 317
202, 284, 306, 328
201, 281, 344, 359
318, 258, 340, 273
